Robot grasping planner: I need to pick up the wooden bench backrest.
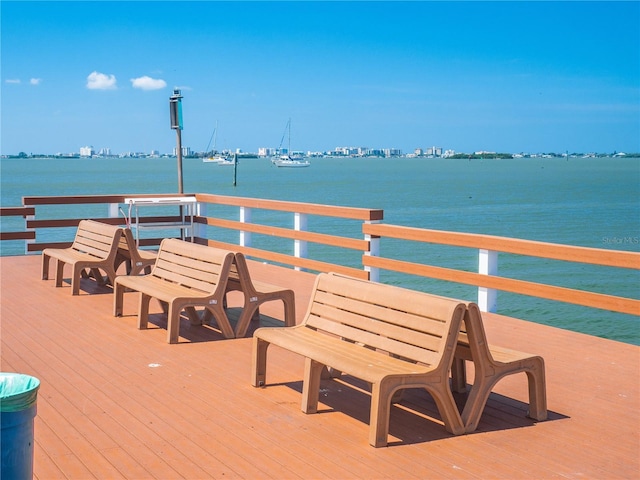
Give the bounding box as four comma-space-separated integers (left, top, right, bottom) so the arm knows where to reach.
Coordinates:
230, 252, 256, 292
152, 238, 235, 293
118, 228, 134, 253
71, 220, 122, 260
304, 273, 466, 368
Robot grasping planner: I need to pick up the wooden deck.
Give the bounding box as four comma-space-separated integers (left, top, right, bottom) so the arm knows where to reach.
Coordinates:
1, 254, 638, 479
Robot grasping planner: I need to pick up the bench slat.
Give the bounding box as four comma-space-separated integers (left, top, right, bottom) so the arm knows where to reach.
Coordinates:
153, 249, 227, 292
307, 309, 443, 367
315, 273, 460, 319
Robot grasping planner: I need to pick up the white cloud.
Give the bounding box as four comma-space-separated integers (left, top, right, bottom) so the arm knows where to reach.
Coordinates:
86, 71, 117, 90
6, 79, 21, 84
30, 78, 42, 86
131, 76, 167, 91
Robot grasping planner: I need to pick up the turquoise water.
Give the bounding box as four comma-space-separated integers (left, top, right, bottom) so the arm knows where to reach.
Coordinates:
1, 156, 639, 344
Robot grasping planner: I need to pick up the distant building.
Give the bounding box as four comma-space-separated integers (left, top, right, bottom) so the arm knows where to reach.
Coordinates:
383, 148, 402, 157
80, 146, 94, 157
173, 146, 191, 157
443, 149, 456, 158
258, 147, 275, 157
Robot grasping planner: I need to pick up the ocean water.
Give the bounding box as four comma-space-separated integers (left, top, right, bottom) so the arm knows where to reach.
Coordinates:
1, 156, 639, 344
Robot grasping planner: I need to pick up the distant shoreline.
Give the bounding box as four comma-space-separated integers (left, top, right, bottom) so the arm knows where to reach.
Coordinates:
2, 153, 639, 161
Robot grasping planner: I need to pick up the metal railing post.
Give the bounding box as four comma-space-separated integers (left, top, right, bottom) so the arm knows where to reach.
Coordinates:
194, 202, 205, 240
294, 212, 308, 271
364, 220, 381, 282
23, 200, 35, 255
240, 206, 252, 247
478, 248, 498, 312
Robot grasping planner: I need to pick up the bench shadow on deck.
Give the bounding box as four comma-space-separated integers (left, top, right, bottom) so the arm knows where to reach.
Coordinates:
1, 255, 638, 479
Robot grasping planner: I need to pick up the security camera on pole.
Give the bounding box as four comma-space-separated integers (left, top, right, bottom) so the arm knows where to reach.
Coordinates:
169, 89, 184, 193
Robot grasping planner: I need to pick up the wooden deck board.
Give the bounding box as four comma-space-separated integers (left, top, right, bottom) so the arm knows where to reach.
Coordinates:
1, 254, 638, 479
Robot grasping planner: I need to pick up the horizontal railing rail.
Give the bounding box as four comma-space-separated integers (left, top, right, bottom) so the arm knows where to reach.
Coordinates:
8, 194, 382, 279
0, 207, 36, 241
194, 193, 381, 279
362, 223, 640, 316
20, 194, 196, 252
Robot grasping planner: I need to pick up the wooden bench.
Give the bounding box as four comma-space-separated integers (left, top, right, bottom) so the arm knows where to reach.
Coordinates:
252, 272, 467, 447
41, 220, 123, 295
451, 302, 547, 433
224, 253, 296, 338
114, 228, 157, 276
113, 239, 236, 344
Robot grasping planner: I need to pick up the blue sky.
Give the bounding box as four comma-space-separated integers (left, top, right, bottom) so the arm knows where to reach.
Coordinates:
2, 1, 639, 155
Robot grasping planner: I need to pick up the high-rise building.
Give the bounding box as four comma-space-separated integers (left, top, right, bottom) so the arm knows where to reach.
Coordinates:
80, 146, 94, 157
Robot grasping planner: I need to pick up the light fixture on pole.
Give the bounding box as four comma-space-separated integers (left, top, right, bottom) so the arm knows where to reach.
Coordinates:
169, 89, 184, 193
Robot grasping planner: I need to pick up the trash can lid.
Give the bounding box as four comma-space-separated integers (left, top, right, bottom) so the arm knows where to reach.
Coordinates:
0, 373, 40, 412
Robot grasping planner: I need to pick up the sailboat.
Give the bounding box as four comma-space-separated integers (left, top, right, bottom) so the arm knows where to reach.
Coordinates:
271, 119, 310, 168
203, 122, 232, 164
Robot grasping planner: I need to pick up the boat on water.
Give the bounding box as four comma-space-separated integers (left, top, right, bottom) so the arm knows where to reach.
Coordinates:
272, 156, 310, 167
271, 118, 311, 168
202, 121, 234, 165
203, 155, 231, 164
216, 156, 236, 166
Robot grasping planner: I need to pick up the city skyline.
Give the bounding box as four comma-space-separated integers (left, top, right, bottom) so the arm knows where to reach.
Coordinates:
2, 1, 639, 156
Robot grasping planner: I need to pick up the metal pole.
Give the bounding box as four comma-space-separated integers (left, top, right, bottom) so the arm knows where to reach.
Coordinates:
233, 153, 237, 186
170, 88, 184, 194
176, 129, 184, 193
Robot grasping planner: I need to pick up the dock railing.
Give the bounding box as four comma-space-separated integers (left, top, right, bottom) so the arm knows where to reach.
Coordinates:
1, 193, 638, 317
1, 193, 383, 281
362, 223, 640, 316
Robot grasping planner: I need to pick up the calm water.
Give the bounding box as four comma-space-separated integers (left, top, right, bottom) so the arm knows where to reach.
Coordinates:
2, 156, 639, 344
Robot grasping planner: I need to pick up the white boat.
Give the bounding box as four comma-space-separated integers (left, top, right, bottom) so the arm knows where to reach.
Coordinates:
217, 157, 236, 166
202, 121, 234, 165
203, 155, 227, 164
272, 118, 311, 168
272, 156, 310, 168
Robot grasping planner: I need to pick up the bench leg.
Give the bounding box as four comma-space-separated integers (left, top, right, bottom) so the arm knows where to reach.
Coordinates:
235, 292, 296, 338
525, 358, 547, 422
184, 306, 202, 325
167, 301, 183, 344
251, 337, 270, 387
138, 293, 152, 330
235, 302, 260, 338
451, 357, 468, 393
53, 259, 65, 288
282, 292, 296, 327
302, 358, 323, 414
204, 304, 235, 339
461, 357, 547, 433
113, 281, 126, 317
369, 380, 395, 447
426, 383, 466, 436
72, 264, 91, 295
42, 253, 51, 280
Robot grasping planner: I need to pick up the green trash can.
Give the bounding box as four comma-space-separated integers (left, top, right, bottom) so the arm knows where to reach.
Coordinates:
1, 373, 40, 480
